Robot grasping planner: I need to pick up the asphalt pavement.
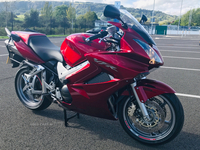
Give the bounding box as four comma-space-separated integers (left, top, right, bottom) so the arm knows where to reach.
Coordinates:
0, 35, 200, 150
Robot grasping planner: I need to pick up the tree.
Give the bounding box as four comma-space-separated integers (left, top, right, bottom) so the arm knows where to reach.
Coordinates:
180, 10, 191, 26
23, 9, 39, 30
0, 11, 7, 27
172, 8, 200, 26
54, 5, 69, 34
67, 4, 76, 30
2, 1, 16, 27
40, 2, 53, 33
84, 11, 98, 28
191, 8, 200, 26
76, 14, 86, 29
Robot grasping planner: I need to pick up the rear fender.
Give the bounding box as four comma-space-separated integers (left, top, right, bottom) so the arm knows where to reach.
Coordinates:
122, 79, 175, 103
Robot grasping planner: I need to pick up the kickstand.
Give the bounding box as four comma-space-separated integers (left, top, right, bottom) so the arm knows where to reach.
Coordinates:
63, 109, 80, 127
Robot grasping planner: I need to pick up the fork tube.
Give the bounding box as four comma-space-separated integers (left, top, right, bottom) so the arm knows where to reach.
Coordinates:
42, 71, 47, 94
130, 83, 150, 120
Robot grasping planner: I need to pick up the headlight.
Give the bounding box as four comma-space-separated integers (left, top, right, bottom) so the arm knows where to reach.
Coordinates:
134, 39, 163, 64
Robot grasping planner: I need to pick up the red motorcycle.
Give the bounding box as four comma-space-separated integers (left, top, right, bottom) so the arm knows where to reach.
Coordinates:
4, 5, 184, 145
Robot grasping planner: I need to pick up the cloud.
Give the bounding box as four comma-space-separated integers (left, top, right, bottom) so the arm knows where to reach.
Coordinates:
132, 0, 200, 15
0, 0, 200, 15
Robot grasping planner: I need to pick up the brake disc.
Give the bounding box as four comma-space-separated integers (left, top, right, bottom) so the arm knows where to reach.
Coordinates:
129, 100, 165, 133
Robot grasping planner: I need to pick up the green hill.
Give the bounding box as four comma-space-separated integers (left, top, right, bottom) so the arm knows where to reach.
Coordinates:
0, 1, 178, 23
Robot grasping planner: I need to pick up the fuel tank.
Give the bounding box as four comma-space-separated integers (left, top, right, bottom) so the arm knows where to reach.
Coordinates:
60, 33, 110, 67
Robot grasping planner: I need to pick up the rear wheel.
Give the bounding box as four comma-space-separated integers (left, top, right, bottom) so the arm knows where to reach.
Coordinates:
118, 93, 184, 145
15, 66, 52, 110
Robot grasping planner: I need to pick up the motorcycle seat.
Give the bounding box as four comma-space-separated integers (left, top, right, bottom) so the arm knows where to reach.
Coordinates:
28, 36, 63, 62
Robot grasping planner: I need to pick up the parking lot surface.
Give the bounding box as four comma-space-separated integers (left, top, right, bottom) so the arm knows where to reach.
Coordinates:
0, 35, 200, 150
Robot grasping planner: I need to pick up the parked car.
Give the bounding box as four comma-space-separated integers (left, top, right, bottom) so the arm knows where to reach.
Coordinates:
86, 27, 107, 34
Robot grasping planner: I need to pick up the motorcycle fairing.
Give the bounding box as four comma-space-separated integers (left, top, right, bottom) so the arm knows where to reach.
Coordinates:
64, 78, 133, 120
60, 33, 111, 67
11, 31, 46, 44
85, 51, 149, 79
11, 31, 63, 64
13, 40, 45, 64
60, 51, 150, 119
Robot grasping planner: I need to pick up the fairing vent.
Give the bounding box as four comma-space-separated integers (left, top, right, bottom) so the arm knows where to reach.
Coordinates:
86, 72, 112, 84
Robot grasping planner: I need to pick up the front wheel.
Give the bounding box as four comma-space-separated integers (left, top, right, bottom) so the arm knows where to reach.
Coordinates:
118, 93, 184, 145
15, 66, 52, 111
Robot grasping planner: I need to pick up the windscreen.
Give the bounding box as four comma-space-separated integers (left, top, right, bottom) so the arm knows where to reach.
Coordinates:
101, 9, 156, 45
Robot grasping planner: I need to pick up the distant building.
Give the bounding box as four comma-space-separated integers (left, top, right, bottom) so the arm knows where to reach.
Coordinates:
167, 25, 178, 30
95, 20, 111, 27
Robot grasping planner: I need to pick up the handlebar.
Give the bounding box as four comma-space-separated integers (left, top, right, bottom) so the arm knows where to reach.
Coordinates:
85, 31, 108, 42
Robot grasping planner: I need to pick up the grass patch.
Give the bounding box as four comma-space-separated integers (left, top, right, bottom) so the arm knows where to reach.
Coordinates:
47, 34, 68, 37
0, 36, 8, 39
16, 15, 25, 22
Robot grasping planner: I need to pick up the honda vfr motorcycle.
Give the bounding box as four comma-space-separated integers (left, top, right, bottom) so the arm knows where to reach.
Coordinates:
4, 5, 184, 145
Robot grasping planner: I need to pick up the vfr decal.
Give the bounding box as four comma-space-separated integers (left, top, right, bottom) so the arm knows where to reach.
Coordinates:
94, 58, 117, 72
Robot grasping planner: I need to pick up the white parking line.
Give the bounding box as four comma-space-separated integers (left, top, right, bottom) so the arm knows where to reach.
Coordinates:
176, 93, 200, 99
160, 50, 200, 54
0, 54, 8, 57
163, 56, 200, 60
157, 44, 199, 47
158, 45, 200, 49
161, 66, 200, 71
0, 52, 199, 99
0, 45, 5, 47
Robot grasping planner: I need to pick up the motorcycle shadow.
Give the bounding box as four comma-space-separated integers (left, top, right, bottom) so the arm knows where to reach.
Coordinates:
32, 108, 200, 149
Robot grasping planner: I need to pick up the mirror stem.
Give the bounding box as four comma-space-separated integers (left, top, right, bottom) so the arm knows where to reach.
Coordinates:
119, 18, 128, 29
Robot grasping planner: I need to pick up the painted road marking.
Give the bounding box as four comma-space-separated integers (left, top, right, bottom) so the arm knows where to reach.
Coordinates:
161, 66, 200, 71
158, 45, 200, 49
0, 54, 8, 57
155, 37, 171, 40
160, 50, 200, 54
0, 52, 200, 99
176, 93, 200, 99
0, 45, 5, 47
163, 56, 200, 60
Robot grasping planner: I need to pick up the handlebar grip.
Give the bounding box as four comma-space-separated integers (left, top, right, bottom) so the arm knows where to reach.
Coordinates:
85, 34, 102, 42
85, 31, 108, 42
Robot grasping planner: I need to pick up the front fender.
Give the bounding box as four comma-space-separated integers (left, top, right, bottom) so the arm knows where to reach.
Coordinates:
122, 79, 175, 103
137, 79, 175, 102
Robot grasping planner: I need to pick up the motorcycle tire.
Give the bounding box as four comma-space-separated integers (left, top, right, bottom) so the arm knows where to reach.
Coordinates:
15, 66, 52, 111
118, 93, 184, 145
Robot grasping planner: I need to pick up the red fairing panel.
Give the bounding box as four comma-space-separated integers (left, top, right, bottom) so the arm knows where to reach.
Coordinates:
11, 31, 45, 63
85, 51, 149, 79
11, 31, 46, 45
14, 40, 44, 64
64, 78, 133, 120
60, 33, 110, 67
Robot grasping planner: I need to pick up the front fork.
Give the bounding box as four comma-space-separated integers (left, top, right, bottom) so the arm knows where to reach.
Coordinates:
130, 83, 150, 121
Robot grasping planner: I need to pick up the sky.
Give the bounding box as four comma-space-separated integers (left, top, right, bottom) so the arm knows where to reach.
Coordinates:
0, 0, 200, 16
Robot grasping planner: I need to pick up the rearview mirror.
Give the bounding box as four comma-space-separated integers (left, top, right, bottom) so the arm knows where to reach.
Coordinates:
104, 5, 120, 19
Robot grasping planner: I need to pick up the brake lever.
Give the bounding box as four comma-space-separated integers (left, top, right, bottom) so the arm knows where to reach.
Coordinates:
98, 38, 104, 43
98, 35, 111, 43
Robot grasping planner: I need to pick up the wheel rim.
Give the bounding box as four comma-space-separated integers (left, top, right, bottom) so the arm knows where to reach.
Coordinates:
16, 69, 44, 108
123, 95, 176, 141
